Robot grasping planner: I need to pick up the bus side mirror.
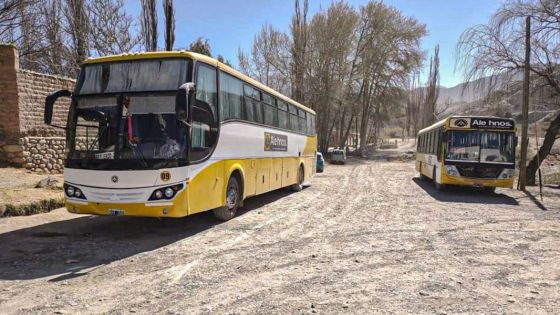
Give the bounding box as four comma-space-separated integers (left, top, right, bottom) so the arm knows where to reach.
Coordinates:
176, 82, 195, 122
44, 89, 72, 126
515, 136, 519, 147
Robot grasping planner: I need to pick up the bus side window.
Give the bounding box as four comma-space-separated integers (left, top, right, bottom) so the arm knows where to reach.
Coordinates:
306, 112, 314, 135
219, 71, 243, 120
278, 100, 288, 129
243, 85, 263, 124
262, 92, 276, 127
310, 114, 316, 135
298, 109, 307, 134
191, 63, 218, 162
288, 105, 298, 133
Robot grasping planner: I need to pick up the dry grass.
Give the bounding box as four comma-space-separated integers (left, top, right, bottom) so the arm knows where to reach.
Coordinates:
1, 198, 65, 217
0, 168, 65, 217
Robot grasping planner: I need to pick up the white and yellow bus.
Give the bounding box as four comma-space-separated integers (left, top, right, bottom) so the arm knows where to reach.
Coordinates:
416, 116, 516, 191
44, 51, 317, 220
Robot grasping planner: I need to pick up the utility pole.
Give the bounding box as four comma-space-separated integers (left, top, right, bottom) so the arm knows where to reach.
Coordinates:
519, 16, 531, 191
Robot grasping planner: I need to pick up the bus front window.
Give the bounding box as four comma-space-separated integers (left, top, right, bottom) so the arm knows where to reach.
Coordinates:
446, 131, 515, 164
480, 131, 514, 163
119, 95, 186, 160
446, 131, 479, 162
70, 95, 186, 164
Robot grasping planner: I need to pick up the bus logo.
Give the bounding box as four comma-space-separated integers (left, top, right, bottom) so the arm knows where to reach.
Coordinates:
111, 175, 118, 183
264, 132, 288, 151
160, 171, 171, 182
454, 119, 468, 127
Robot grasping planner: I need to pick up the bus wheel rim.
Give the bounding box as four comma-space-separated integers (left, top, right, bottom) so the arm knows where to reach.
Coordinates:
226, 185, 237, 209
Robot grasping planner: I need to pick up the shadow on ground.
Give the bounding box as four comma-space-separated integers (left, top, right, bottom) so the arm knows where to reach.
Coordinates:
0, 189, 296, 282
412, 177, 519, 206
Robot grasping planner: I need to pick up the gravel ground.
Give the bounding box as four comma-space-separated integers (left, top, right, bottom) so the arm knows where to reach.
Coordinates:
0, 159, 559, 314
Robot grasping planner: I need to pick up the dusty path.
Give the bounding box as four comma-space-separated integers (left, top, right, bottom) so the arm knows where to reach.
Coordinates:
1, 160, 559, 314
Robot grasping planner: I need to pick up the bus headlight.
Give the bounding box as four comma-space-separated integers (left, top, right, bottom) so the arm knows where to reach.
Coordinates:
64, 184, 87, 200
164, 187, 174, 198
499, 169, 514, 179
149, 184, 184, 201
445, 165, 460, 176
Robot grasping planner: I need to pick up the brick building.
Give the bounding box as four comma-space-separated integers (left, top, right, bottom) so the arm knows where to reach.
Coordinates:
0, 44, 75, 173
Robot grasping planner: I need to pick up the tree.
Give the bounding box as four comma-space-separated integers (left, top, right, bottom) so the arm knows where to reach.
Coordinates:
163, 0, 175, 51
189, 37, 212, 56
88, 0, 140, 56
457, 0, 560, 185
0, 0, 23, 39
423, 44, 440, 128
238, 0, 426, 153
238, 23, 292, 95
141, 0, 157, 51
64, 0, 89, 74
290, 0, 308, 103
354, 2, 425, 154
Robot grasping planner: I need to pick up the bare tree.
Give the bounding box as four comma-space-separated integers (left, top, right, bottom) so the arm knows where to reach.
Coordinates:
163, 0, 175, 51
189, 37, 212, 56
0, 0, 22, 38
457, 0, 560, 185
290, 0, 308, 103
141, 0, 158, 51
238, 23, 292, 95
423, 44, 440, 128
88, 0, 140, 56
64, 0, 89, 75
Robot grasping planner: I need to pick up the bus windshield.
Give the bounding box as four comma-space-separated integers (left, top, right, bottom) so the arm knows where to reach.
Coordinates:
68, 95, 187, 164
65, 59, 192, 169
446, 130, 514, 164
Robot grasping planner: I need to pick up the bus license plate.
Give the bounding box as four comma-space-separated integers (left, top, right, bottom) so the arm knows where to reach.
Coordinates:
109, 209, 124, 216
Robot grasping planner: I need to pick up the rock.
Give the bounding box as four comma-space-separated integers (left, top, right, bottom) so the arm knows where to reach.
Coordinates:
419, 291, 429, 296
35, 176, 59, 188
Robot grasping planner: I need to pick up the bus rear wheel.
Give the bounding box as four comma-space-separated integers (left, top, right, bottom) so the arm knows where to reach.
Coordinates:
291, 165, 304, 192
213, 176, 241, 221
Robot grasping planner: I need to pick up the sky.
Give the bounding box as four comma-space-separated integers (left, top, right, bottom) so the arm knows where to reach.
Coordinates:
124, 0, 504, 88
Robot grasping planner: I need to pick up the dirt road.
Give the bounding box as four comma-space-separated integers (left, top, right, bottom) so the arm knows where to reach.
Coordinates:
1, 160, 559, 314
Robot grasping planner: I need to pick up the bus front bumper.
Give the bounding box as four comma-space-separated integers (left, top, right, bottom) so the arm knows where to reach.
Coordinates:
65, 189, 189, 218
441, 173, 514, 188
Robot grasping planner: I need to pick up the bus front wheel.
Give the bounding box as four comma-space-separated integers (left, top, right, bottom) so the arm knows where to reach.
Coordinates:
213, 176, 241, 221
291, 165, 304, 192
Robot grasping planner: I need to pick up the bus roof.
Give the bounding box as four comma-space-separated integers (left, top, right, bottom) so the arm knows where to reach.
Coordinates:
82, 51, 315, 115
418, 115, 516, 134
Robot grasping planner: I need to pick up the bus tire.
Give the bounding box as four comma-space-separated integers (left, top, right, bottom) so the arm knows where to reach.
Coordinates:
485, 186, 496, 193
291, 165, 304, 192
213, 176, 241, 221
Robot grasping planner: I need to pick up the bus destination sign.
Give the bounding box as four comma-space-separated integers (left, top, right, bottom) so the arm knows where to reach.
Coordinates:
450, 117, 514, 130
264, 132, 288, 151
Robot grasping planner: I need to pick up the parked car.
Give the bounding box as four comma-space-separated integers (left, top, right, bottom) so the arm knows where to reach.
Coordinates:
331, 149, 346, 164
316, 152, 325, 173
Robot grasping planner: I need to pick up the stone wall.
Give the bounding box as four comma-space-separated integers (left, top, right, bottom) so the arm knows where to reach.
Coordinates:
0, 45, 76, 173
21, 137, 66, 173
